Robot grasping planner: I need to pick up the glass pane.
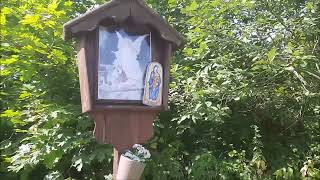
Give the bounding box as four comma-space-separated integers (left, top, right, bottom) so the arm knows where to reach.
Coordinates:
98, 27, 151, 101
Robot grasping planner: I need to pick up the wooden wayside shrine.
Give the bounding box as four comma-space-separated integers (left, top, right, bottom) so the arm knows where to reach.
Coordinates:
63, 0, 185, 177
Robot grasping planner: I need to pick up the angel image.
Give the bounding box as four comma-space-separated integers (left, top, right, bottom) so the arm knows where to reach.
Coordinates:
98, 27, 151, 100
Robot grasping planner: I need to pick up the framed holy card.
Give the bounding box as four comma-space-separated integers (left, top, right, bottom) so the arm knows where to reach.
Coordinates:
143, 62, 163, 106
98, 26, 151, 101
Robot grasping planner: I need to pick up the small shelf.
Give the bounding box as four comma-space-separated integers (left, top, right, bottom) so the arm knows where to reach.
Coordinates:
92, 104, 164, 112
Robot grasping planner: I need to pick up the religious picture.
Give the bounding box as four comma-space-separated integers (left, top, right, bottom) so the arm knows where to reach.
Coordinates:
98, 27, 151, 100
143, 62, 163, 106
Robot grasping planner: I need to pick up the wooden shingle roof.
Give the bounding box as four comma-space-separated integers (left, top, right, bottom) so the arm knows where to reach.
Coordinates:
63, 0, 185, 49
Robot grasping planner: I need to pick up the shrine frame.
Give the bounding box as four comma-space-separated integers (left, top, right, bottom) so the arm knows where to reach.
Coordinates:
95, 25, 152, 105
64, 0, 185, 113
76, 21, 173, 113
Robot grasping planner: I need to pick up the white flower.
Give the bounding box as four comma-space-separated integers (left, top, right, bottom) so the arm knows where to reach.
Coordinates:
300, 164, 308, 177
133, 144, 143, 151
123, 144, 151, 162
19, 144, 32, 154
144, 151, 151, 159
104, 174, 113, 180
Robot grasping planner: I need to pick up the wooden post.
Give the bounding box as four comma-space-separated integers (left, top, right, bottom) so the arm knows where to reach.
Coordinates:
113, 148, 121, 179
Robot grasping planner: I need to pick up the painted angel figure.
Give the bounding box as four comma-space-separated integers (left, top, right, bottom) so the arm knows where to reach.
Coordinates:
148, 65, 161, 101
98, 27, 151, 100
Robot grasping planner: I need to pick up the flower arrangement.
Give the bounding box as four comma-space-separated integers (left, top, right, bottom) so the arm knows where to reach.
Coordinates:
122, 144, 151, 163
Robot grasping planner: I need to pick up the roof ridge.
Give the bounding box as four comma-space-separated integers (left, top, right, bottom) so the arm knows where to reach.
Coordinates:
63, 0, 185, 49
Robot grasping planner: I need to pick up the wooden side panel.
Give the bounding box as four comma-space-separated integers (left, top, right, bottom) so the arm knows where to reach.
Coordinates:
77, 36, 92, 113
150, 32, 172, 110
162, 43, 172, 111
150, 32, 164, 109
91, 110, 156, 151
85, 31, 97, 110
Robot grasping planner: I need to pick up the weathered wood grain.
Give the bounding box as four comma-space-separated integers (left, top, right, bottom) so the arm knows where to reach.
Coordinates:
77, 36, 92, 113
91, 110, 156, 151
162, 43, 173, 111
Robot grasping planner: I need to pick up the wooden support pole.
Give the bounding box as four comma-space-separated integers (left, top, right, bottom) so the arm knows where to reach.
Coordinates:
113, 148, 121, 179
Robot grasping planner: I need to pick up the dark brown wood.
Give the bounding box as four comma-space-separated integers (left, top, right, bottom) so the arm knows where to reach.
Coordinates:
86, 31, 98, 111
148, 30, 173, 110
63, 0, 185, 49
75, 22, 173, 112
94, 105, 162, 111
70, 0, 185, 113
93, 27, 100, 106
76, 30, 99, 113
91, 110, 156, 151
162, 43, 173, 110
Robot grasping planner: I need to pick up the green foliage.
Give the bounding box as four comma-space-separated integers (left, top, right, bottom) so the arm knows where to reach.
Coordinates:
1, 0, 320, 179
1, 0, 112, 179
144, 0, 320, 179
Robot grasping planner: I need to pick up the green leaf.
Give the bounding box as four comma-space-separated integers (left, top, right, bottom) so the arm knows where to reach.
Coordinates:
19, 91, 32, 99
1, 110, 21, 117
11, 118, 27, 126
186, 1, 198, 11
267, 47, 277, 62
43, 150, 63, 169
20, 14, 41, 25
